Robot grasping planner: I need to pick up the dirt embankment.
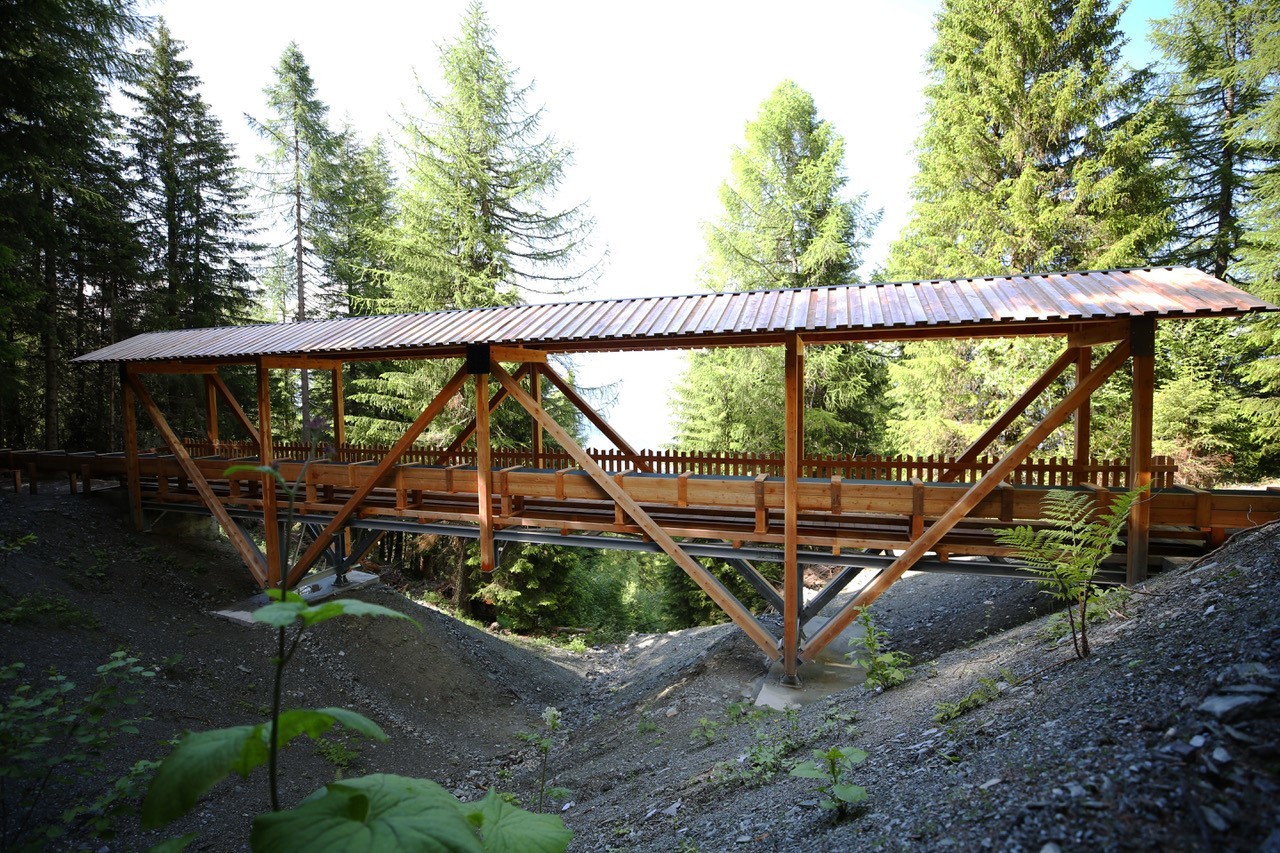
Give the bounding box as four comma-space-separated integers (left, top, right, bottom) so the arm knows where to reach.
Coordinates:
1, 483, 1276, 851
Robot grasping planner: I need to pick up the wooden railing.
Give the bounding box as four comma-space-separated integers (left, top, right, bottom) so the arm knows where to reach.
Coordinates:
178, 439, 1177, 489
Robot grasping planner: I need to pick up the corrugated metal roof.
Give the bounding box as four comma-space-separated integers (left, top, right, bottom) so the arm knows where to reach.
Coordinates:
74, 267, 1276, 364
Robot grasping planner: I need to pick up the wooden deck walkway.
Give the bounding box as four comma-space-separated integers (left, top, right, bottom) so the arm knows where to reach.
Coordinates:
6, 445, 1276, 581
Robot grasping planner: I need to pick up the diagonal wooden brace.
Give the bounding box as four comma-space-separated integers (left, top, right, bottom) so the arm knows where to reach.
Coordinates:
126, 374, 268, 585
491, 363, 780, 661
432, 363, 531, 464
536, 362, 653, 472
800, 340, 1132, 663
287, 366, 470, 587
938, 347, 1079, 482
207, 370, 262, 447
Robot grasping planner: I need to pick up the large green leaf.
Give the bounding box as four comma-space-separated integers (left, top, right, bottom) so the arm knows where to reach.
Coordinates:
250, 774, 482, 853
788, 760, 827, 780
464, 789, 572, 853
253, 601, 308, 627
253, 596, 418, 630
140, 726, 266, 829
297, 599, 419, 628
831, 782, 867, 804
273, 707, 387, 744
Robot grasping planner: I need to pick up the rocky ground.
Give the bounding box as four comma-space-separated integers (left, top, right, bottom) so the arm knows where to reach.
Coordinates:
1, 481, 1276, 851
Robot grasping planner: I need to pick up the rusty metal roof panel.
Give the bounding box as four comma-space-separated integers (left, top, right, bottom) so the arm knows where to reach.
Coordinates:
73, 267, 1276, 364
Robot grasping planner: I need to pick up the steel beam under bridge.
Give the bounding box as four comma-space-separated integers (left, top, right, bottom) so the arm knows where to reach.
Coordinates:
140, 499, 1068, 582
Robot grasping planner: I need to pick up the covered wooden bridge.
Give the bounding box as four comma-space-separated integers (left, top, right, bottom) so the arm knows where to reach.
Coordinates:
14, 266, 1279, 682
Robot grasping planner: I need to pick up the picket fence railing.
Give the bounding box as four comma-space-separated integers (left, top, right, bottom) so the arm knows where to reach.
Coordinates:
177, 439, 1176, 489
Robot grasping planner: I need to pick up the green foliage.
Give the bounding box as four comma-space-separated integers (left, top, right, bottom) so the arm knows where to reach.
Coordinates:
1230, 1, 1280, 452
994, 487, 1147, 659
884, 0, 1173, 460
1040, 586, 1132, 641
691, 717, 722, 746
662, 558, 780, 629
889, 0, 1172, 279
143, 591, 567, 851
249, 778, 571, 853
702, 80, 877, 292
0, 532, 36, 568
517, 706, 565, 814
0, 652, 154, 849
934, 677, 1004, 724
474, 544, 581, 633
1153, 372, 1253, 486
125, 21, 255, 333
717, 708, 804, 786
789, 746, 868, 814
851, 609, 912, 691
672, 80, 886, 457
140, 706, 388, 829
0, 592, 99, 629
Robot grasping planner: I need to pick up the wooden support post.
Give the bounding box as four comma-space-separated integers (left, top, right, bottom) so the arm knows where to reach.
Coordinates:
909, 477, 925, 540
531, 367, 544, 469
204, 375, 219, 444
121, 367, 143, 531
1073, 347, 1092, 485
1128, 319, 1154, 584
940, 348, 1079, 482
79, 463, 91, 496
538, 362, 653, 472
257, 360, 282, 588
801, 340, 1131, 663
332, 367, 346, 451
432, 364, 530, 465
287, 366, 469, 587
126, 374, 268, 585
474, 366, 496, 573
491, 362, 781, 661
783, 334, 803, 682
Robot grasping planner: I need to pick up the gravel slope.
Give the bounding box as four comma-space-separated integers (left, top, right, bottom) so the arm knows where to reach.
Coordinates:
1, 484, 1275, 851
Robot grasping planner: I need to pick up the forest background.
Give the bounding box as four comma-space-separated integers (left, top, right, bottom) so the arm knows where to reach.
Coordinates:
2, 0, 1277, 636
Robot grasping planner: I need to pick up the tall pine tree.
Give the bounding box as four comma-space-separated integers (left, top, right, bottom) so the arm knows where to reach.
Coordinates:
1149, 0, 1275, 480
884, 0, 1174, 458
252, 44, 338, 443
353, 1, 593, 619
0, 0, 145, 449
127, 20, 255, 331
1232, 0, 1280, 456
670, 81, 886, 456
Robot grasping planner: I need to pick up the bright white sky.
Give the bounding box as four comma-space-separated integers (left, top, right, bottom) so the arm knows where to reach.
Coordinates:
150, 0, 1171, 448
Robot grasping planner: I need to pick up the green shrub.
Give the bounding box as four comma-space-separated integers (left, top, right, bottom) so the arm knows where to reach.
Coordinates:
0, 652, 154, 848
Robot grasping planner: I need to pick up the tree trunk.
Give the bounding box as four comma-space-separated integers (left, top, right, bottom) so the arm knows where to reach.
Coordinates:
40, 194, 59, 450
295, 128, 310, 446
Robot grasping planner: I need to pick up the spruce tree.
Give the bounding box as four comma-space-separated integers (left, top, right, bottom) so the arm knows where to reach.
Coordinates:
1232, 0, 1280, 455
670, 81, 886, 457
127, 21, 255, 331
884, 0, 1174, 458
0, 0, 144, 449
353, 1, 593, 617
252, 43, 338, 443
312, 127, 397, 317
376, 2, 594, 316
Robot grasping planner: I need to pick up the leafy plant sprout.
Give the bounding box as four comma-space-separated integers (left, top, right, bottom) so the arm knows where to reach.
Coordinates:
518, 705, 564, 814
849, 608, 911, 690
994, 486, 1147, 659
224, 459, 325, 811
789, 746, 868, 816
